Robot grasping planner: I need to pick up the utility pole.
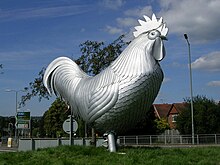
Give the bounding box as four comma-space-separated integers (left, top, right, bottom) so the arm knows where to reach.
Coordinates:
184, 34, 195, 145
5, 89, 25, 143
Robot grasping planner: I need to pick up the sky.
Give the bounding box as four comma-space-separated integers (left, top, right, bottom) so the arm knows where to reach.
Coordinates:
0, 0, 220, 116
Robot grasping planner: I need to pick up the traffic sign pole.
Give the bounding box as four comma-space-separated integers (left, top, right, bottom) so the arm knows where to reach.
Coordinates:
62, 115, 78, 146
69, 115, 74, 145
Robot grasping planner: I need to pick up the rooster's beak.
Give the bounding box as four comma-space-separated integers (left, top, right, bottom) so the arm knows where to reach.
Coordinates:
160, 35, 168, 41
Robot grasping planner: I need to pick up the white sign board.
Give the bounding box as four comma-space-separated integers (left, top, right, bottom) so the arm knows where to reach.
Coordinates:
63, 118, 78, 134
17, 120, 30, 129
17, 123, 29, 129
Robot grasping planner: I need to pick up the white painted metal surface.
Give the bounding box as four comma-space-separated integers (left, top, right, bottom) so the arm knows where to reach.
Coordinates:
43, 14, 168, 135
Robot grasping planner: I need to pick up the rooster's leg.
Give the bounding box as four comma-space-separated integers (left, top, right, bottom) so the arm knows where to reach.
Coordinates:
103, 131, 117, 152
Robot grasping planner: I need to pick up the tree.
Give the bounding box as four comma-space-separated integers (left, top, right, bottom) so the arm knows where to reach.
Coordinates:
176, 95, 220, 134
0, 116, 15, 138
20, 68, 49, 107
75, 35, 128, 143
76, 34, 128, 75
43, 98, 69, 137
0, 116, 5, 138
20, 35, 129, 141
20, 34, 128, 106
123, 106, 158, 135
154, 118, 170, 134
30, 117, 43, 137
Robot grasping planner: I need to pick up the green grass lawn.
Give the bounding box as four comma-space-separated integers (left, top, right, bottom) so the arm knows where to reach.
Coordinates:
1, 145, 220, 165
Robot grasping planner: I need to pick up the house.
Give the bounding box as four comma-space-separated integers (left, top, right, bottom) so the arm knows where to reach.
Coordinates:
153, 103, 188, 129
167, 103, 188, 129
153, 104, 172, 119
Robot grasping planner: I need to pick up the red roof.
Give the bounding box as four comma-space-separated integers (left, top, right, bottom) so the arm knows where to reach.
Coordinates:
153, 104, 172, 119
172, 103, 188, 113
153, 103, 188, 119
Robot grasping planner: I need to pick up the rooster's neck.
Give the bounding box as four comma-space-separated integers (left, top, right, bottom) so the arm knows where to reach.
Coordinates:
110, 37, 158, 78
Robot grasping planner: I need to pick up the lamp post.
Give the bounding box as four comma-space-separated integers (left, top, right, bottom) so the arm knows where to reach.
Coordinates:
184, 34, 195, 145
5, 89, 25, 142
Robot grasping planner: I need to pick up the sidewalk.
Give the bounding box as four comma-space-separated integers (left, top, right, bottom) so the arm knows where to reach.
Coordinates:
0, 144, 18, 152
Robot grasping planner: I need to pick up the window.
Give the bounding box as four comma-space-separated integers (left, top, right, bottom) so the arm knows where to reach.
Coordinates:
172, 114, 178, 123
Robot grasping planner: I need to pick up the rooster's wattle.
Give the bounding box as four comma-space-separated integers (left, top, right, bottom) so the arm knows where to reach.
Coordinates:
43, 14, 168, 135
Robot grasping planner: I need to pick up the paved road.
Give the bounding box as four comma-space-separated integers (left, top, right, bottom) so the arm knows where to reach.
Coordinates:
0, 145, 18, 152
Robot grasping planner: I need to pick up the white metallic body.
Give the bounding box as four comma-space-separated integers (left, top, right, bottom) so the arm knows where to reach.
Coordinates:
43, 14, 168, 134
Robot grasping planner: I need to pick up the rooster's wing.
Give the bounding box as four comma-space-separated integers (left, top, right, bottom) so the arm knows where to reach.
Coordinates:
74, 67, 119, 123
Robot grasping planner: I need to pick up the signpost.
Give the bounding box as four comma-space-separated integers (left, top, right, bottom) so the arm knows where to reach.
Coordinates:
16, 112, 31, 129
15, 111, 31, 139
63, 116, 78, 145
63, 118, 78, 133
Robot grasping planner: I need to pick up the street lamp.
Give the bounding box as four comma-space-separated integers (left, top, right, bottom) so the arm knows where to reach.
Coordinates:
5, 89, 25, 141
184, 34, 195, 145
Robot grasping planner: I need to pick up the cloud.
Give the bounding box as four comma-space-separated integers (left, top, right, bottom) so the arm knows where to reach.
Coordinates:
124, 6, 153, 17
80, 28, 86, 32
191, 51, 220, 72
100, 0, 125, 10
104, 0, 220, 43
105, 5, 152, 36
116, 17, 137, 27
171, 62, 182, 68
0, 48, 63, 71
0, 5, 93, 21
207, 81, 220, 87
115, 5, 153, 30
159, 0, 220, 43
163, 77, 171, 83
104, 25, 123, 35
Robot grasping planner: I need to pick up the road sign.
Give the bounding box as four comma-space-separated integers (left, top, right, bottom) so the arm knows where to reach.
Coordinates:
63, 118, 78, 134
16, 112, 31, 129
17, 112, 30, 120
17, 123, 29, 129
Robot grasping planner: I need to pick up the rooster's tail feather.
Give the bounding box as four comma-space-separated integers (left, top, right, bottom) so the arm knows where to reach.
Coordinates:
43, 57, 89, 97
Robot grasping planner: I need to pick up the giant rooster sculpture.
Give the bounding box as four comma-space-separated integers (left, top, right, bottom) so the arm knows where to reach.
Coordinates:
43, 14, 168, 151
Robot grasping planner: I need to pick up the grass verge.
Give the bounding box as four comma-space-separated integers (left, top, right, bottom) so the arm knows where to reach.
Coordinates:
0, 145, 220, 165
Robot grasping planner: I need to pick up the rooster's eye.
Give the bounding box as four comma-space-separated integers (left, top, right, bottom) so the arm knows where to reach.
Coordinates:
148, 30, 160, 40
